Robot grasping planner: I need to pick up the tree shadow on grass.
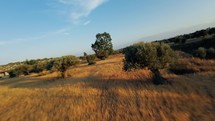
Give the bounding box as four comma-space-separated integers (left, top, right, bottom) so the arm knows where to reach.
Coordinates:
2, 72, 214, 99
0, 73, 153, 89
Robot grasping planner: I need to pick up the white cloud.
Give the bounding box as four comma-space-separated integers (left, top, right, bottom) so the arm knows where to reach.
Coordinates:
57, 0, 108, 24
83, 20, 91, 25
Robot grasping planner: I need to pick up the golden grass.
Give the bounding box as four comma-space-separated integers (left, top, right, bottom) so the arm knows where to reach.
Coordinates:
0, 54, 214, 121
170, 57, 215, 74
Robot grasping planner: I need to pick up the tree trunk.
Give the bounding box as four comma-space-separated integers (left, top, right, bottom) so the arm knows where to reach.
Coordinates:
151, 69, 167, 85
61, 70, 67, 78
61, 72, 65, 78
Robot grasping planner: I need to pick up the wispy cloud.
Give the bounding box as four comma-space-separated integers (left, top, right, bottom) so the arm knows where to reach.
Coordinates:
83, 20, 91, 25
56, 0, 108, 24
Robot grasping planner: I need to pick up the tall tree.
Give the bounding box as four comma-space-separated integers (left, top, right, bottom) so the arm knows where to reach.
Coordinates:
91, 32, 113, 60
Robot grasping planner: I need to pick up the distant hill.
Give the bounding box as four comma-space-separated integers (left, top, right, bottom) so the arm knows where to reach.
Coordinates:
154, 27, 215, 53
0, 57, 55, 71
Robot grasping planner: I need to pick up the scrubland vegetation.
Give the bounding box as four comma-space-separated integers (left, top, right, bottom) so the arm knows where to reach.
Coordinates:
0, 30, 215, 121
0, 54, 215, 121
157, 27, 215, 59
123, 42, 177, 85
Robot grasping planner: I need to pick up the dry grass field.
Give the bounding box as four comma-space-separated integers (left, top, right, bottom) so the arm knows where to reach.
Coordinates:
0, 54, 215, 121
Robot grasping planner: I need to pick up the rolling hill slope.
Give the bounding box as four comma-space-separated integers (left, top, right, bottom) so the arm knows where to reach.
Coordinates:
0, 54, 215, 121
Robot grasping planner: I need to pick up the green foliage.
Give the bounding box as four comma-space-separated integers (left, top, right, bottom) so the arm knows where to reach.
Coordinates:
9, 64, 33, 78
157, 28, 215, 55
32, 62, 47, 73
61, 56, 80, 71
124, 42, 177, 71
86, 54, 96, 65
8, 55, 79, 78
193, 47, 215, 59
17, 64, 32, 75
196, 47, 207, 58
50, 56, 80, 78
9, 70, 17, 78
207, 47, 215, 59
91, 32, 113, 60
123, 42, 177, 84
25, 59, 37, 65
112, 49, 123, 55
50, 58, 63, 72
46, 60, 55, 71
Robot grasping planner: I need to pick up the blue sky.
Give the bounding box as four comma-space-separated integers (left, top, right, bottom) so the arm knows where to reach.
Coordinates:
0, 0, 215, 65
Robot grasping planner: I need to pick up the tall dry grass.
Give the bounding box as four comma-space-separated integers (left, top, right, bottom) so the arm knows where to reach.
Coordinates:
170, 57, 215, 74
0, 54, 214, 121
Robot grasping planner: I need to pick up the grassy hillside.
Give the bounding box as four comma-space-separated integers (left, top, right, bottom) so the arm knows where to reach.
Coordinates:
155, 28, 215, 53
0, 54, 215, 121
171, 37, 215, 53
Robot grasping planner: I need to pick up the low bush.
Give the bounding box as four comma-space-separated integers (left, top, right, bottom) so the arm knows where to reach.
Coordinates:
32, 62, 47, 73
193, 47, 215, 59
207, 47, 215, 59
9, 64, 32, 78
9, 70, 17, 78
86, 54, 96, 65
195, 47, 207, 58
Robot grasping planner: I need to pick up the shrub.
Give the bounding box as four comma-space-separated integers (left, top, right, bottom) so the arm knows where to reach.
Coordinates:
50, 59, 62, 72
51, 56, 80, 78
207, 47, 215, 59
123, 42, 177, 84
32, 62, 47, 73
16, 64, 32, 75
9, 70, 17, 78
86, 54, 96, 65
25, 59, 37, 65
196, 47, 207, 58
9, 64, 33, 78
46, 60, 55, 71
60, 56, 80, 78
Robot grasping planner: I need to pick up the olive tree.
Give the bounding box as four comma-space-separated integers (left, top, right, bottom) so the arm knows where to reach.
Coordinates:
123, 42, 177, 85
51, 56, 80, 78
91, 32, 113, 60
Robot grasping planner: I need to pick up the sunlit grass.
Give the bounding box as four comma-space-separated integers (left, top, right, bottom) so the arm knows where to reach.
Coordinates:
0, 54, 214, 121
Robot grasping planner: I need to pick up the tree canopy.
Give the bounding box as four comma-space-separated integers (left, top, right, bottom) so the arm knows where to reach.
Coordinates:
123, 42, 177, 84
91, 32, 113, 60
